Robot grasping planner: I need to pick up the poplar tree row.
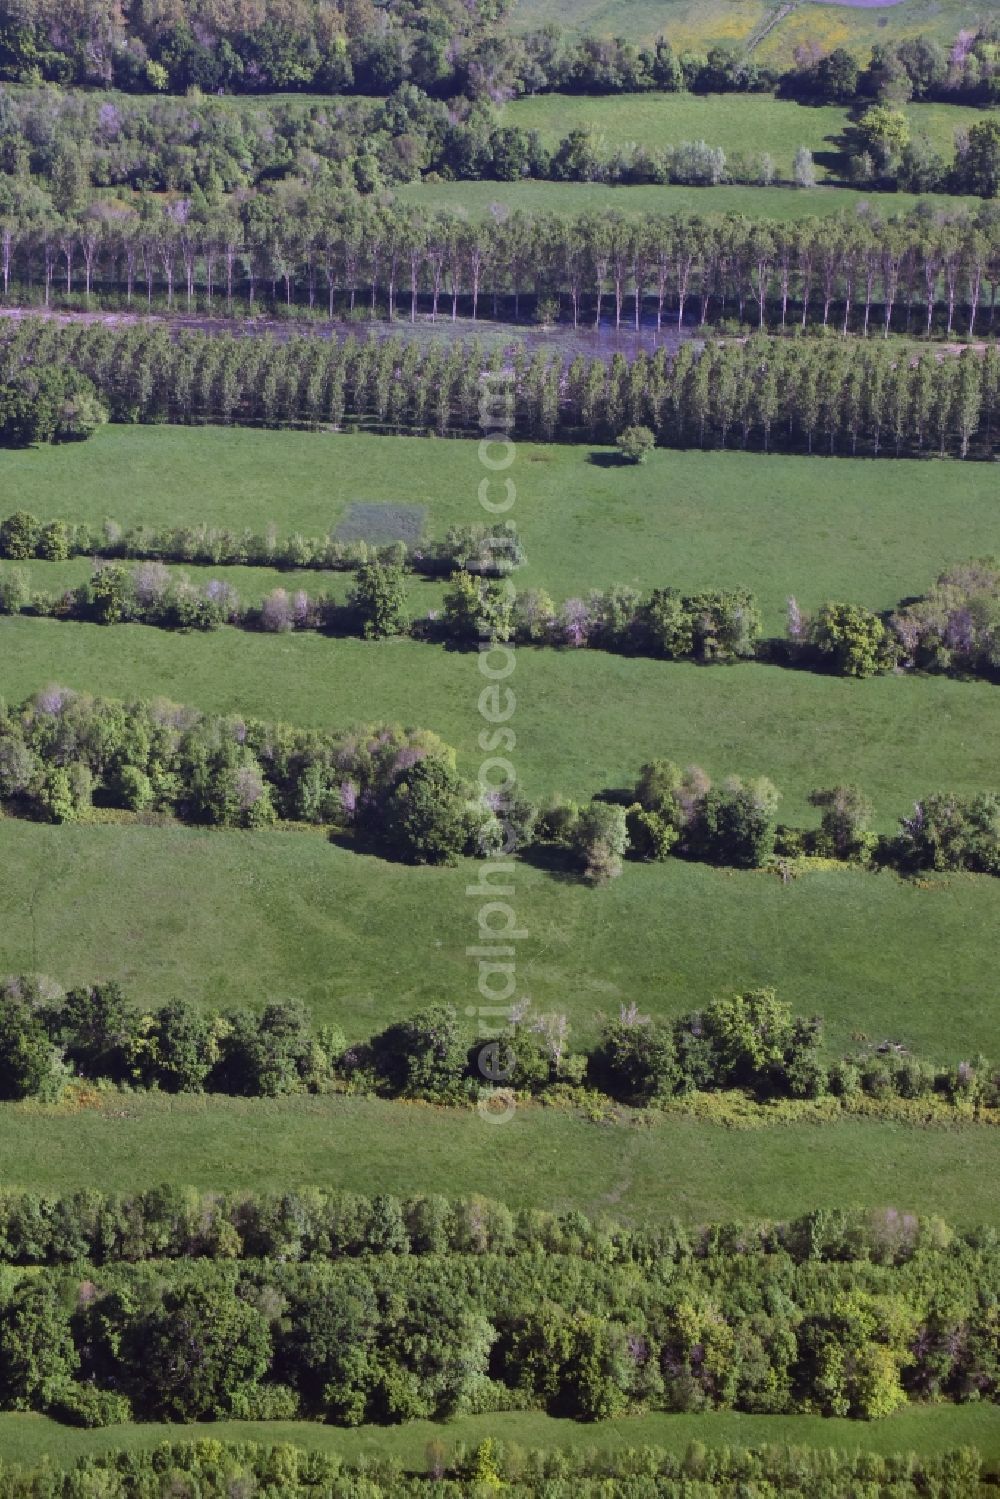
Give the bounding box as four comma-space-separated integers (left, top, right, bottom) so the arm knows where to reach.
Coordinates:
2, 199, 1000, 337
3, 319, 997, 459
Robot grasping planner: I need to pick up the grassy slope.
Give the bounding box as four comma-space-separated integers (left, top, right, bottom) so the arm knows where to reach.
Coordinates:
503, 93, 988, 181
399, 178, 980, 219
1, 1406, 999, 1470
3, 427, 998, 634
1, 1090, 999, 1226
508, 0, 990, 63
2, 820, 999, 1053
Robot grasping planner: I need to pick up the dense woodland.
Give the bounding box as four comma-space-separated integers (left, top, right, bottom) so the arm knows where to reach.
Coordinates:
0, 1195, 997, 1426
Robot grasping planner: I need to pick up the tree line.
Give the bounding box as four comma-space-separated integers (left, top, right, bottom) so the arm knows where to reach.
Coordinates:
1, 972, 995, 1116
0, 1439, 985, 1498
0, 1209, 998, 1426
6, 552, 994, 691
0, 0, 995, 108
3, 201, 1000, 334
2, 83, 998, 203
2, 323, 999, 463
0, 1184, 974, 1269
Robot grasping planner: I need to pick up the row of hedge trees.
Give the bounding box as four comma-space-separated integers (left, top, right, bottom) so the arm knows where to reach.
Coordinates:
1, 976, 994, 1113
0, 1438, 986, 1498
2, 323, 999, 461
0, 1220, 998, 1425
5, 551, 999, 687
2, 689, 1000, 883
0, 1186, 973, 1268
0, 510, 525, 578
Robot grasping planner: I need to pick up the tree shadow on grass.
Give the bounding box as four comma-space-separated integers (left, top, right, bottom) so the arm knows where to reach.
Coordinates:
587, 451, 632, 469
516, 842, 582, 885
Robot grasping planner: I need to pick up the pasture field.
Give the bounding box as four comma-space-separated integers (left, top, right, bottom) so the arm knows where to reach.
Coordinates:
1, 816, 1000, 1053
508, 0, 991, 65
2, 426, 998, 634
2, 1405, 999, 1471
3, 617, 1000, 828
400, 177, 981, 219
503, 93, 990, 182
1, 1089, 999, 1226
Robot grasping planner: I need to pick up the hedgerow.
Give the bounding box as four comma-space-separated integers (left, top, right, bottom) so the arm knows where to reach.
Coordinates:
0, 975, 995, 1115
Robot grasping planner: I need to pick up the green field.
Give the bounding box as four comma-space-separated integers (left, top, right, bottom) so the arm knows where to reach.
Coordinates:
401, 177, 981, 220
2, 817, 1000, 1054
503, 93, 989, 182
3, 427, 998, 634
2, 1405, 999, 1471
4, 618, 1000, 827
1, 1089, 998, 1225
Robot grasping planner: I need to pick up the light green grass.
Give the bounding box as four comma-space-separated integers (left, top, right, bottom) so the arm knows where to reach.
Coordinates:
3, 427, 998, 634
1, 1405, 999, 1471
1, 819, 1000, 1054
400, 177, 981, 220
1, 1089, 999, 1226
503, 93, 989, 182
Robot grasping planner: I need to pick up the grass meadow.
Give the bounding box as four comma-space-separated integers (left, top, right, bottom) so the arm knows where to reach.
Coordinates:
1, 1089, 998, 1226
2, 1405, 999, 1470
399, 177, 981, 220
2, 426, 997, 633
503, 93, 989, 183
1, 817, 999, 1053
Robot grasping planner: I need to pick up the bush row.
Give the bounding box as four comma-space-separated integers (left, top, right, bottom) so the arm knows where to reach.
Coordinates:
6, 553, 998, 691
1, 975, 994, 1114
0, 1439, 985, 1499
0, 509, 524, 578
0, 1225, 998, 1425
2, 321, 999, 461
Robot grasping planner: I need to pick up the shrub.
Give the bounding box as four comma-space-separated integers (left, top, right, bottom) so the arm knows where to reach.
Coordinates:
695, 776, 780, 868
0, 512, 42, 559
0, 567, 31, 614
809, 785, 878, 863
616, 424, 655, 463
897, 793, 1000, 875
572, 801, 629, 883
809, 601, 896, 678
350, 560, 410, 639
383, 758, 476, 865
